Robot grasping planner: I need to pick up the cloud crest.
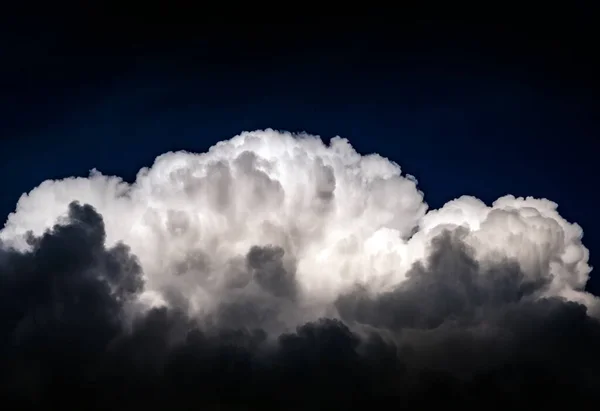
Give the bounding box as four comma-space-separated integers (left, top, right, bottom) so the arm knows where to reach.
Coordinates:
0, 130, 598, 406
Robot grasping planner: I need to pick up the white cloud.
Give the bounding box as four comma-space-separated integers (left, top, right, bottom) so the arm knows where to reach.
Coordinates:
1, 129, 595, 327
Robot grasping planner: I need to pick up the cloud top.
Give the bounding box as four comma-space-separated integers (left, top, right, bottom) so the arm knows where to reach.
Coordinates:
0, 130, 597, 407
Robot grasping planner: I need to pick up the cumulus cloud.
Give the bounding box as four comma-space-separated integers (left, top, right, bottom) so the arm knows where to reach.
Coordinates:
0, 129, 598, 407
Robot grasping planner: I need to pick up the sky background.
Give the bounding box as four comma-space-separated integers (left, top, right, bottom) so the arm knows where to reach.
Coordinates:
1, 15, 598, 293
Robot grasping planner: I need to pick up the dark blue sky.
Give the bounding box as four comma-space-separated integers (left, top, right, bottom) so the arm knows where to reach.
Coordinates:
1, 17, 598, 292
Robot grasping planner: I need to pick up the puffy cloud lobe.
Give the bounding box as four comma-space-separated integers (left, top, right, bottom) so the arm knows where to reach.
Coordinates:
0, 203, 143, 403
2, 130, 593, 315
0, 130, 430, 311
336, 230, 595, 374
0, 130, 599, 407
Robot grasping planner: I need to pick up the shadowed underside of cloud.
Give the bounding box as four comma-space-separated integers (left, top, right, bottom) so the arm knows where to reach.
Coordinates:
0, 130, 598, 408
0, 202, 599, 409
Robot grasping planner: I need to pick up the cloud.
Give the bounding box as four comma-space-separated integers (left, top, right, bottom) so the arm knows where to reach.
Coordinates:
0, 129, 598, 407
336, 229, 600, 378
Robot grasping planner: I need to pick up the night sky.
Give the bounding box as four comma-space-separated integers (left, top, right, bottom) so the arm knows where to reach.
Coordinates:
1, 10, 600, 408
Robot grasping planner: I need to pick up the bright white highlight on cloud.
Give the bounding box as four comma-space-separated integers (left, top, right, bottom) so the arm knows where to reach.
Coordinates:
1, 129, 596, 326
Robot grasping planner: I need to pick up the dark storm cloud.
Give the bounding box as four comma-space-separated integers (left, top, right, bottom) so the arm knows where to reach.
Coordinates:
1, 203, 599, 409
247, 245, 297, 299
336, 228, 548, 333
336, 229, 600, 399
0, 202, 144, 405
207, 245, 298, 332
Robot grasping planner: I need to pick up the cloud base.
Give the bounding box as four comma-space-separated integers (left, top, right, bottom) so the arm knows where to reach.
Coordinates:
0, 130, 598, 407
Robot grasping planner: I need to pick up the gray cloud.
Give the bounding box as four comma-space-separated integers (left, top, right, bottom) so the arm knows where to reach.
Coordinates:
0, 203, 598, 409
0, 130, 598, 408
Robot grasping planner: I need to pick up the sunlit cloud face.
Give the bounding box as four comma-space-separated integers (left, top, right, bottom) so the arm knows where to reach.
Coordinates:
0, 130, 597, 407
2, 129, 593, 323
